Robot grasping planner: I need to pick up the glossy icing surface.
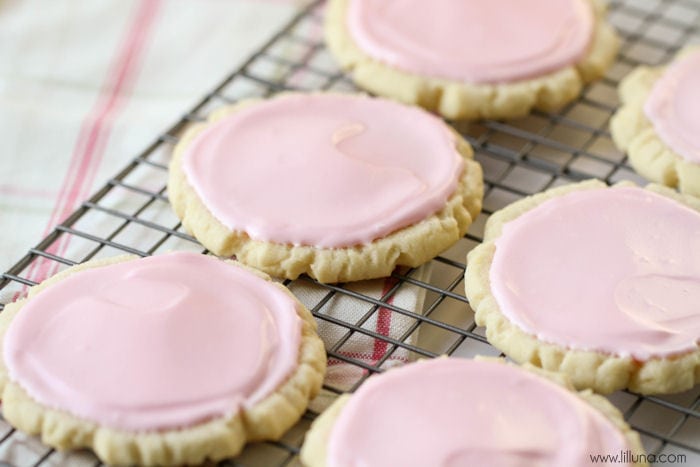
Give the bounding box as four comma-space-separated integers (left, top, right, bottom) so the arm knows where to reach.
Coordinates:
645, 49, 700, 163
346, 0, 594, 83
4, 252, 302, 431
182, 94, 464, 248
491, 186, 700, 360
326, 359, 630, 467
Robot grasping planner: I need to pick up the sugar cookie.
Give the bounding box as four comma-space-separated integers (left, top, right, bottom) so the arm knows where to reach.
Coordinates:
0, 252, 326, 466
301, 358, 646, 467
325, 0, 619, 120
466, 180, 700, 394
168, 93, 483, 283
611, 47, 700, 196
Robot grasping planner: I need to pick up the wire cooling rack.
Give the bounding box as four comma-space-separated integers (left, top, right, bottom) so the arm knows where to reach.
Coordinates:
1, 0, 700, 465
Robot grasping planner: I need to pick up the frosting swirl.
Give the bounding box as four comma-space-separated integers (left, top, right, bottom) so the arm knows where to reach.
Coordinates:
326, 359, 631, 467
4, 252, 302, 431
644, 49, 700, 164
346, 0, 594, 83
490, 186, 700, 360
181, 94, 464, 248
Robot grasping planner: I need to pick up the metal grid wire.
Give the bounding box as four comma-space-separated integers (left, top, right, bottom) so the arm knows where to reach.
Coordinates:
1, 0, 699, 465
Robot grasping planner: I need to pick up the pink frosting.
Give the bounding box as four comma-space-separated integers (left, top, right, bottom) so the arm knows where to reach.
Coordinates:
326, 359, 631, 467
490, 186, 700, 360
346, 0, 594, 83
3, 252, 302, 431
181, 94, 464, 248
644, 49, 700, 164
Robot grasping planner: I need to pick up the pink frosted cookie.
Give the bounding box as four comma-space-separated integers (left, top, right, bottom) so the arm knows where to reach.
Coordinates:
325, 0, 619, 119
301, 358, 646, 467
0, 252, 326, 466
168, 93, 483, 283
611, 47, 700, 196
466, 180, 700, 394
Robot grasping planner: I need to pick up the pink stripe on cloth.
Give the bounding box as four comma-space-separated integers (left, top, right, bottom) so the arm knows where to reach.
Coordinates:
328, 355, 408, 365
370, 275, 400, 364
25, 0, 162, 287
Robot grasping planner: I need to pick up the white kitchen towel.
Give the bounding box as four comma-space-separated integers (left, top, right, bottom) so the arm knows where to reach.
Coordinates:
291, 265, 432, 392
0, 0, 298, 273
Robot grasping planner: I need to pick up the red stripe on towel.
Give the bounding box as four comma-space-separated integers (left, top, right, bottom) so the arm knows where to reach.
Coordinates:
370, 275, 400, 364
23, 0, 162, 289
